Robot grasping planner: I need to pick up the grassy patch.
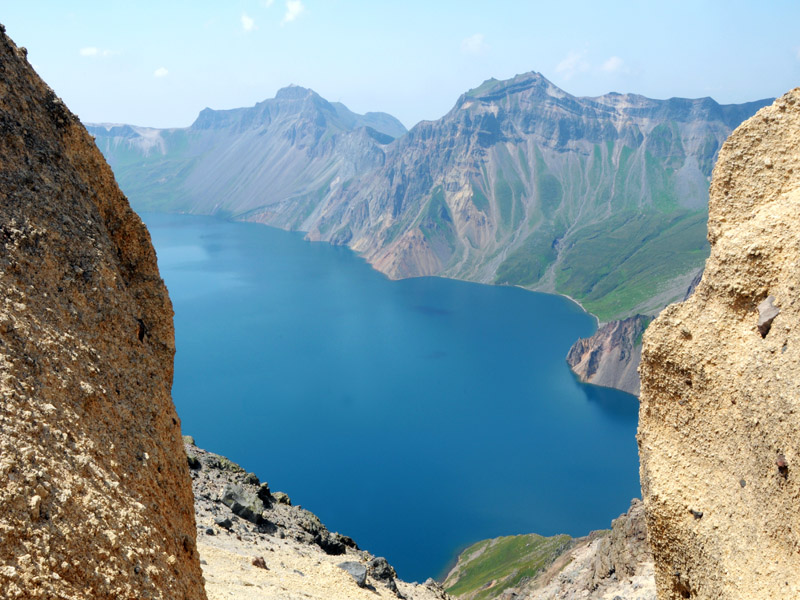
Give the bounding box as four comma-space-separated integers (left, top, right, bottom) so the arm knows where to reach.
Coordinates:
494, 228, 559, 286
445, 533, 571, 600
419, 186, 456, 250
555, 210, 709, 320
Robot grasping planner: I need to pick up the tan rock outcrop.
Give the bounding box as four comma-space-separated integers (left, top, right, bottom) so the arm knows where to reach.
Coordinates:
638, 88, 800, 599
0, 27, 206, 599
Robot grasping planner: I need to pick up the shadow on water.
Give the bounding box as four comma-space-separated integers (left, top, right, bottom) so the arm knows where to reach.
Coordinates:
576, 377, 640, 423
413, 304, 452, 316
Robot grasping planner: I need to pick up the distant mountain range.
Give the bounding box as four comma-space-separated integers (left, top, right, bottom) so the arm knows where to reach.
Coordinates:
89, 74, 769, 325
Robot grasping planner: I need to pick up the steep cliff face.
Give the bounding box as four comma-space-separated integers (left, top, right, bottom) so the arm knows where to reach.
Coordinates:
638, 88, 800, 599
566, 314, 652, 395
0, 28, 205, 599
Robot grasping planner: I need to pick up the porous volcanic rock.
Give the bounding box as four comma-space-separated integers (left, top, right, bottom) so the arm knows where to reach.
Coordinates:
0, 27, 205, 599
638, 88, 800, 599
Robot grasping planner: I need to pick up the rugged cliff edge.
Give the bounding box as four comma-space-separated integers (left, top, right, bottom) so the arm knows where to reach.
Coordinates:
639, 88, 800, 599
566, 315, 653, 396
186, 440, 451, 600
0, 27, 205, 598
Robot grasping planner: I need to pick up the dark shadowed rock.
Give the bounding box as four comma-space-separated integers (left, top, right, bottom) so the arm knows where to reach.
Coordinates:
221, 483, 266, 524
338, 561, 368, 587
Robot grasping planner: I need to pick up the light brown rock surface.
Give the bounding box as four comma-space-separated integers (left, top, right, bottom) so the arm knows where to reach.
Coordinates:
0, 27, 205, 599
638, 88, 800, 599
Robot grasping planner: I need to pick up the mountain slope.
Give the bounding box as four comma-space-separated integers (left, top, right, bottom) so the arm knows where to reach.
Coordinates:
88, 86, 406, 229
90, 74, 769, 323
306, 73, 769, 320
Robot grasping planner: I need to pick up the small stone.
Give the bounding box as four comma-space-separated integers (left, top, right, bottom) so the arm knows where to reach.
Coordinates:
252, 556, 268, 570
757, 296, 780, 337
338, 561, 367, 587
214, 517, 233, 530
29, 495, 42, 520
243, 472, 259, 485
257, 482, 272, 503
776, 454, 789, 477
272, 491, 291, 505
205, 528, 215, 536
368, 556, 397, 581
740, 479, 746, 487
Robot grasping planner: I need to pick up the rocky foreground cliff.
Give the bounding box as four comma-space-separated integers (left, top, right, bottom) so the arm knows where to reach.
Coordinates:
639, 88, 800, 598
0, 27, 205, 598
186, 439, 451, 600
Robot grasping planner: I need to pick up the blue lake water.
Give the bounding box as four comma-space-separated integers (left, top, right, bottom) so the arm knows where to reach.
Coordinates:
141, 212, 641, 582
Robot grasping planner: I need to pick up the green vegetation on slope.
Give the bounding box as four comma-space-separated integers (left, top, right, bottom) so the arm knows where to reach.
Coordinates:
444, 533, 571, 600
555, 210, 709, 320
494, 228, 558, 287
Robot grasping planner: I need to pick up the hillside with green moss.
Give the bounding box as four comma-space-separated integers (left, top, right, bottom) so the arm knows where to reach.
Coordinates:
442, 533, 572, 600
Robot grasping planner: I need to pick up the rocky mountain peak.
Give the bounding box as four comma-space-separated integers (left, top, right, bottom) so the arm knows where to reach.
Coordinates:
275, 83, 319, 101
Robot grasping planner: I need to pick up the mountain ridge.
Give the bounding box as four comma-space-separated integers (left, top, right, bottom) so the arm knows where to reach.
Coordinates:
89, 74, 772, 394
89, 74, 770, 324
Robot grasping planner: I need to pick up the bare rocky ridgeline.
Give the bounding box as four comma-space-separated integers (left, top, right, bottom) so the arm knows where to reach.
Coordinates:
186, 439, 451, 600
639, 88, 800, 599
0, 27, 205, 598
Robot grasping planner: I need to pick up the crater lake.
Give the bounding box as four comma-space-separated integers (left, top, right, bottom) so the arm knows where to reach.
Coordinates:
141, 212, 641, 582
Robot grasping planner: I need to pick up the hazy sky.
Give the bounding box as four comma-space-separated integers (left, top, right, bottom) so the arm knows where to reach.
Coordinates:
3, 1, 799, 129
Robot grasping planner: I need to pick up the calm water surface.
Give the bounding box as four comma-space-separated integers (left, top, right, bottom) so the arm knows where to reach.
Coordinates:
141, 212, 640, 582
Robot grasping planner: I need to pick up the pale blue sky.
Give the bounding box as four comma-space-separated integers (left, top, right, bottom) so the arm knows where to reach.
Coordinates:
3, 1, 799, 128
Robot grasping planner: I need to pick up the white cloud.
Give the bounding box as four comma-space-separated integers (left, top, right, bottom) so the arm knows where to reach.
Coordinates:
264, 0, 274, 6
601, 56, 624, 73
461, 33, 488, 56
241, 13, 256, 32
154, 67, 169, 78
555, 50, 590, 80
79, 46, 114, 58
282, 0, 305, 25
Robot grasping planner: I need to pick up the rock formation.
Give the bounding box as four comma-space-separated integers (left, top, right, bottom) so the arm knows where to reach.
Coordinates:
187, 440, 451, 600
638, 88, 800, 599
567, 315, 652, 396
0, 27, 205, 599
